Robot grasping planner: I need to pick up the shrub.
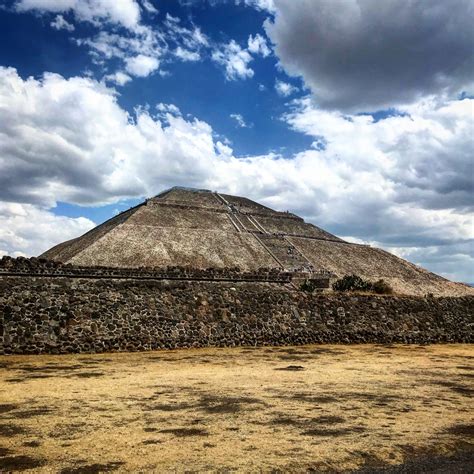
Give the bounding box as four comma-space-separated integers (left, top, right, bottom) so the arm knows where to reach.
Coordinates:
372, 279, 393, 294
300, 279, 319, 293
332, 275, 393, 294
332, 274, 372, 292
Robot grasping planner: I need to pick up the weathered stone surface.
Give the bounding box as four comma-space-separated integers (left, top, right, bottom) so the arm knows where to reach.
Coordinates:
38, 187, 473, 297
1, 275, 472, 355
0, 256, 294, 282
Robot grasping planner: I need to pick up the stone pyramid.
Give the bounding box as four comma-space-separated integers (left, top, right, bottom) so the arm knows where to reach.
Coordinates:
41, 187, 472, 296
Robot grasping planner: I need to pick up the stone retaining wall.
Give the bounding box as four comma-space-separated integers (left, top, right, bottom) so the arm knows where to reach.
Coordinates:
1, 276, 472, 354
0, 257, 294, 282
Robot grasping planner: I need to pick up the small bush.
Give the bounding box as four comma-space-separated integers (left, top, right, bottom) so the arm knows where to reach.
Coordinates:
332, 275, 393, 294
300, 279, 318, 293
372, 279, 393, 294
332, 274, 372, 292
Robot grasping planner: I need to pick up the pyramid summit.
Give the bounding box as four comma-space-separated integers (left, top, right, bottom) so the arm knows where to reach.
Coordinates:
42, 187, 472, 297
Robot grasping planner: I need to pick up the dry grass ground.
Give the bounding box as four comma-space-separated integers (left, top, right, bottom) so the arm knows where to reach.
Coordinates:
0, 344, 472, 473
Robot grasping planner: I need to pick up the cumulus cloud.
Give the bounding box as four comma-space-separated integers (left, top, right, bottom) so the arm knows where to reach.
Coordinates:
275, 79, 297, 97
247, 33, 270, 57
156, 103, 182, 120
50, 14, 75, 32
212, 40, 255, 80
212, 34, 270, 80
125, 54, 160, 77
265, 0, 474, 111
0, 66, 236, 207
16, 0, 141, 30
284, 96, 474, 215
0, 66, 472, 280
104, 71, 132, 86
0, 202, 94, 257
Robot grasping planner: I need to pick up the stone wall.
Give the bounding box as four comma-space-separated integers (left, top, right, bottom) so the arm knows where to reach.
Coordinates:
0, 256, 294, 282
1, 275, 472, 354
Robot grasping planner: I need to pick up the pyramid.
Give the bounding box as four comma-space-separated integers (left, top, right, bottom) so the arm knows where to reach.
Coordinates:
41, 187, 473, 297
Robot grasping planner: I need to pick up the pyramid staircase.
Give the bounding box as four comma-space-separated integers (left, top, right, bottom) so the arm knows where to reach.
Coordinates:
214, 192, 315, 272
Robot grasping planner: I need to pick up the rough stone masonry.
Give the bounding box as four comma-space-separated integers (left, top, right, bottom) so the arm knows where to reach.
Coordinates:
1, 274, 472, 355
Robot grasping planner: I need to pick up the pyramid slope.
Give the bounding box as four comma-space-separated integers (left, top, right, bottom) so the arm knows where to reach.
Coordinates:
288, 237, 471, 297
41, 187, 473, 297
42, 204, 142, 263
65, 226, 276, 269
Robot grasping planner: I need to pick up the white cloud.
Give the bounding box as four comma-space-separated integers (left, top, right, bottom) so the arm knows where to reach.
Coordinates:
212, 40, 254, 80
156, 103, 182, 119
230, 113, 252, 128
125, 54, 160, 77
0, 66, 234, 207
76, 32, 122, 61
77, 25, 163, 71
284, 97, 474, 214
16, 0, 142, 30
50, 14, 75, 32
215, 141, 233, 157
165, 14, 208, 63
212, 34, 271, 81
74, 12, 209, 80
104, 71, 132, 86
247, 33, 270, 57
165, 14, 208, 48
275, 79, 297, 97
265, 0, 474, 111
0, 202, 94, 257
141, 0, 158, 14
0, 66, 472, 280
174, 46, 200, 62
239, 0, 275, 13
17, 1, 208, 82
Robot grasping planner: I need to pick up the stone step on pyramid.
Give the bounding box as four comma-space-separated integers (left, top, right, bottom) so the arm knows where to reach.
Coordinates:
258, 234, 311, 271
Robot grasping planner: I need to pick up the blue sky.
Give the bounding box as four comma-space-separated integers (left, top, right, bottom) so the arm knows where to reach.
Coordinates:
0, 1, 311, 158
0, 0, 472, 282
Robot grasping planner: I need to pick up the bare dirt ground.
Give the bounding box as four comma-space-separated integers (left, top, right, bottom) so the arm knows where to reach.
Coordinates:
0, 344, 472, 473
